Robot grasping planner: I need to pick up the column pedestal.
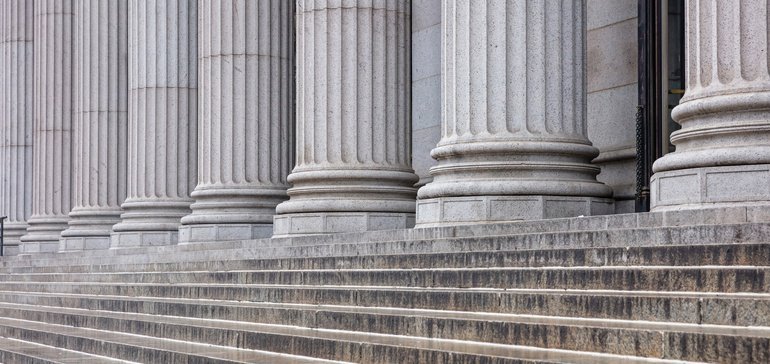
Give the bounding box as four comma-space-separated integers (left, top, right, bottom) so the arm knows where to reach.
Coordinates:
415, 0, 612, 227
0, 0, 34, 255
273, 0, 418, 236
179, 0, 294, 243
652, 1, 770, 211
60, 0, 128, 251
20, 0, 75, 253
111, 0, 197, 247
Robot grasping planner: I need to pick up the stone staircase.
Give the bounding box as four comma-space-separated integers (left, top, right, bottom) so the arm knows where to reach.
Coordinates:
0, 207, 769, 363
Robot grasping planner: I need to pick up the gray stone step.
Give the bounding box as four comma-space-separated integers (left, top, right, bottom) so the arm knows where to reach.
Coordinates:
0, 286, 767, 327
4, 222, 769, 272
6, 205, 760, 264
1, 266, 767, 293
0, 317, 352, 364
0, 303, 727, 363
4, 242, 768, 274
0, 336, 137, 364
2, 296, 770, 361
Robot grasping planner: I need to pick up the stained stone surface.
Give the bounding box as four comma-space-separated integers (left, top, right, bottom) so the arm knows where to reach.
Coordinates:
179, 0, 294, 243
652, 0, 770, 210
0, 0, 33, 256
60, 0, 128, 252
416, 0, 613, 227
20, 0, 75, 253
273, 0, 419, 236
111, 0, 197, 247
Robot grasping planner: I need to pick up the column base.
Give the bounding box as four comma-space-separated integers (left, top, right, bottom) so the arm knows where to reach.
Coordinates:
19, 216, 68, 253
651, 164, 770, 211
1, 222, 27, 256
178, 223, 273, 244
59, 208, 121, 251
273, 212, 415, 237
415, 195, 615, 228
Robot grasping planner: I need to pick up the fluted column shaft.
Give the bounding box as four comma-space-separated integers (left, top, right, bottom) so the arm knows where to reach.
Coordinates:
179, 0, 294, 242
652, 0, 770, 210
0, 0, 34, 255
20, 0, 75, 253
415, 0, 612, 226
273, 0, 417, 236
111, 0, 196, 247
60, 0, 128, 251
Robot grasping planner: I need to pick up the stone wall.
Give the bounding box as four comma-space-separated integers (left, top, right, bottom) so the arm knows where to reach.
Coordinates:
586, 0, 638, 213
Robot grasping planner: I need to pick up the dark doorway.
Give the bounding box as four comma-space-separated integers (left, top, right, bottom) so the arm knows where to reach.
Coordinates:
636, 0, 685, 212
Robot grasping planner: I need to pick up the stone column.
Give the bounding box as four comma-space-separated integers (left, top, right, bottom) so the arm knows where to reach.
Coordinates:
111, 0, 196, 247
60, 0, 128, 251
179, 0, 294, 243
20, 0, 75, 253
0, 0, 34, 256
651, 1, 770, 210
273, 0, 418, 236
415, 0, 613, 227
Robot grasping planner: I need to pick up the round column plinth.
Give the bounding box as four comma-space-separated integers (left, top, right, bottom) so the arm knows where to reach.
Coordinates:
60, 208, 121, 251
19, 217, 69, 253
1, 222, 27, 256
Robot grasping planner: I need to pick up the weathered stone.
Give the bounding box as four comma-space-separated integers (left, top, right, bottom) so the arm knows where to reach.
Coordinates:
20, 0, 75, 253
0, 0, 33, 256
179, 0, 295, 243
111, 0, 198, 247
652, 0, 770, 210
273, 0, 419, 236
416, 0, 613, 227
60, 0, 129, 251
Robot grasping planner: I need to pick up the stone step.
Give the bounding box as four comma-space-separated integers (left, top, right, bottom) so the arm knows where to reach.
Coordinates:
4, 222, 769, 271
1, 296, 769, 361
0, 302, 730, 363
0, 287, 767, 327
0, 336, 138, 364
7, 206, 760, 263
0, 317, 352, 364
4, 242, 768, 274
1, 266, 767, 293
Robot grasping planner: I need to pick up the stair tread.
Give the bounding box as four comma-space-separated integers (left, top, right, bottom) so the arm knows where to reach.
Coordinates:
0, 317, 350, 364
1, 299, 768, 339
0, 308, 700, 364
0, 336, 138, 363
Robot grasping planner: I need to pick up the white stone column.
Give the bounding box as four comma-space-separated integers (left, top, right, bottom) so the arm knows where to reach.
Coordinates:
111, 0, 196, 247
416, 0, 613, 227
179, 0, 294, 243
0, 0, 34, 256
20, 0, 75, 253
273, 0, 418, 236
60, 0, 128, 251
652, 1, 770, 210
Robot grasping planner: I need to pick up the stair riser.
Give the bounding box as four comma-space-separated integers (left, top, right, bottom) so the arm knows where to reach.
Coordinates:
0, 325, 236, 364
0, 323, 537, 364
6, 307, 770, 363
0, 306, 668, 357
2, 269, 767, 293
4, 244, 769, 274
0, 290, 766, 327
4, 223, 769, 271
0, 351, 55, 364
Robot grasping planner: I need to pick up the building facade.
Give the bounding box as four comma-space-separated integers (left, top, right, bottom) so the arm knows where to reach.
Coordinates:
0, 0, 765, 254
